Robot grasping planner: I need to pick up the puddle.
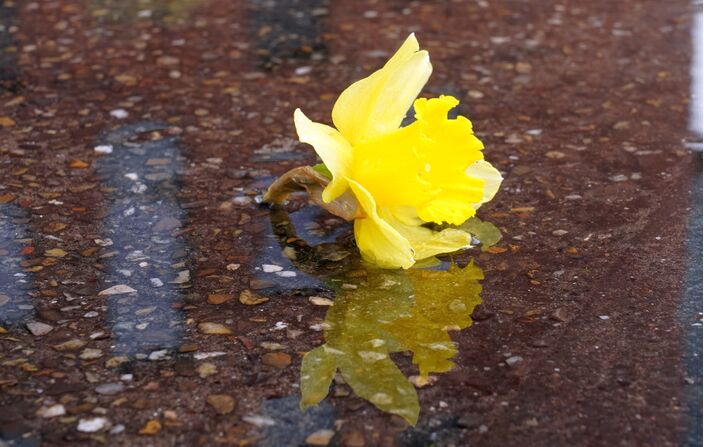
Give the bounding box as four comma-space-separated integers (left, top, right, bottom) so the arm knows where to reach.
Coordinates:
246, 201, 355, 297
0, 2, 19, 92
249, 0, 327, 68
94, 122, 187, 355
247, 198, 486, 425
255, 396, 336, 447
0, 203, 34, 325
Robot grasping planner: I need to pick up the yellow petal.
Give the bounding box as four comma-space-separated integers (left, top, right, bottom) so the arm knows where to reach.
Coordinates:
382, 208, 472, 260
294, 108, 352, 202
350, 126, 432, 207
348, 180, 414, 269
410, 96, 487, 225
332, 34, 432, 145
465, 160, 503, 207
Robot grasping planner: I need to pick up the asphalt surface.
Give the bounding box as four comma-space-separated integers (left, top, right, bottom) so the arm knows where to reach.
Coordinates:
0, 1, 701, 446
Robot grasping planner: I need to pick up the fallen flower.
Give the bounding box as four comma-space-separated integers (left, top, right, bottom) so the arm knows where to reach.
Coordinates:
265, 34, 502, 268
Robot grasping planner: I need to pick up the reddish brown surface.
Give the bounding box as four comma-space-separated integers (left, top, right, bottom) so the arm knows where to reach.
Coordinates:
0, 0, 699, 446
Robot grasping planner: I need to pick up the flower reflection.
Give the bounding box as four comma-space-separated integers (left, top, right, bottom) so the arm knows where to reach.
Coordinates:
300, 262, 483, 425
267, 205, 485, 425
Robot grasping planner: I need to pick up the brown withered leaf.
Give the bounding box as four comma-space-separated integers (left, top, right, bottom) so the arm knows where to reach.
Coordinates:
263, 166, 358, 221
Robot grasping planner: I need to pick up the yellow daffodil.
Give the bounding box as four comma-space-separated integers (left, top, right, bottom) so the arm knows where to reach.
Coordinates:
287, 34, 502, 268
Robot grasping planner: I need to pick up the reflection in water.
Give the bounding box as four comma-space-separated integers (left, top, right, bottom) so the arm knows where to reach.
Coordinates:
248, 204, 353, 298
0, 203, 34, 324
95, 122, 187, 355
266, 203, 485, 425
300, 263, 483, 425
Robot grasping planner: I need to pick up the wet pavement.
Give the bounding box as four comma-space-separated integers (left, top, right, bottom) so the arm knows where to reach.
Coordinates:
0, 0, 702, 446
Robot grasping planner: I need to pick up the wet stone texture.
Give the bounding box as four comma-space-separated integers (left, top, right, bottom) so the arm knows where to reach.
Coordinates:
0, 0, 701, 446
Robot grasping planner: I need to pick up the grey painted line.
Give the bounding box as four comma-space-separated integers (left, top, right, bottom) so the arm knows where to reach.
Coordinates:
681, 156, 702, 447
95, 122, 187, 356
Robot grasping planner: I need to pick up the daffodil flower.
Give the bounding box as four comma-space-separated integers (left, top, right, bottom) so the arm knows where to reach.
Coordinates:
270, 34, 503, 269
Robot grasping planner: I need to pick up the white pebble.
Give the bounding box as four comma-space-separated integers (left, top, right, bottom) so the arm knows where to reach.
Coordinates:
148, 349, 169, 361
262, 264, 283, 273
37, 404, 66, 418
193, 351, 227, 360
77, 417, 109, 433
93, 144, 113, 154
609, 174, 628, 182
109, 424, 125, 434
243, 415, 276, 427
110, 109, 129, 119
506, 355, 524, 366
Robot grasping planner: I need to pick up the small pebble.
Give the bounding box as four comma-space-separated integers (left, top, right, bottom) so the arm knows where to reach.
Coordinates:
262, 264, 283, 273
207, 294, 233, 305
239, 289, 269, 306
77, 417, 109, 433
53, 339, 87, 351
36, 404, 66, 418
309, 296, 334, 306
206, 394, 236, 415
79, 348, 104, 360
609, 174, 628, 182
110, 425, 125, 435
232, 196, 252, 206
94, 144, 113, 154
95, 382, 125, 395
198, 322, 232, 335
242, 415, 276, 427
262, 352, 292, 369
148, 349, 169, 361
305, 429, 335, 446
409, 375, 437, 388
193, 351, 226, 360
138, 420, 161, 435
110, 109, 129, 119
505, 356, 523, 367
197, 362, 218, 378
98, 285, 137, 296
26, 321, 53, 336
260, 342, 287, 350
